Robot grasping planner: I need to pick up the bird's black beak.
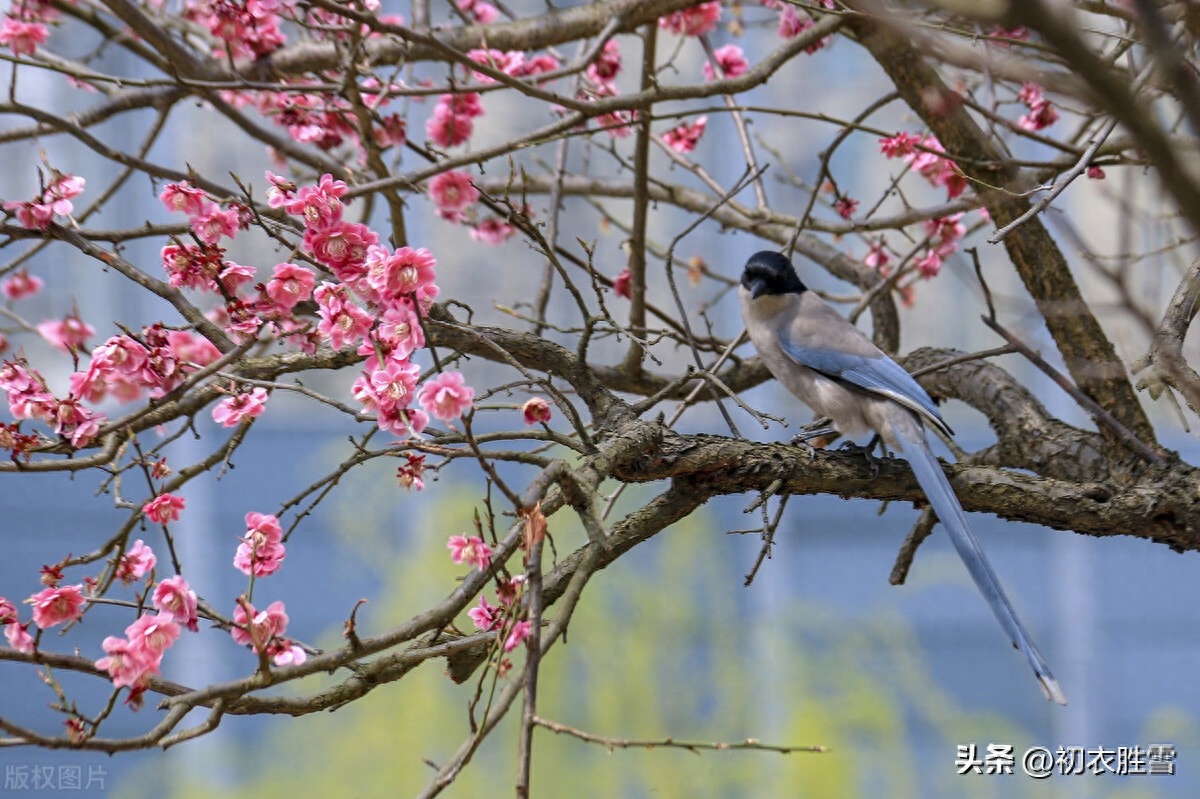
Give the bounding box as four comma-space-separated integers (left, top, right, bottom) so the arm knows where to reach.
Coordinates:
747, 277, 769, 299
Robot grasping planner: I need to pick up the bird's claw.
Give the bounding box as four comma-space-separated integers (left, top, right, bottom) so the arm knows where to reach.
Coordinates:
839, 435, 882, 478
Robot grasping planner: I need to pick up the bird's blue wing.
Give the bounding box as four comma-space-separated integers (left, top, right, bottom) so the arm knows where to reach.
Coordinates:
778, 339, 952, 435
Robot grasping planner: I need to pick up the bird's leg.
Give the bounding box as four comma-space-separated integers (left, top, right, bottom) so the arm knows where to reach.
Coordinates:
838, 434, 883, 477
790, 417, 840, 454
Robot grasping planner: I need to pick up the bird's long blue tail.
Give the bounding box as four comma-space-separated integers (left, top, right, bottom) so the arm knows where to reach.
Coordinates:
895, 424, 1067, 705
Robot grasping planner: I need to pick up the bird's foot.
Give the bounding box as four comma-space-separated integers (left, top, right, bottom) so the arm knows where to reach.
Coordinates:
839, 435, 883, 478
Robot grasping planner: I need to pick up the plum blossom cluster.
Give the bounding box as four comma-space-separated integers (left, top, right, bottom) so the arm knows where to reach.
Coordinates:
466, 574, 532, 659
182, 0, 292, 60
1, 540, 203, 710
228, 511, 304, 666
2, 356, 104, 447
225, 75, 409, 155
180, 0, 400, 63
0, 0, 56, 56
703, 45, 748, 81
427, 91, 485, 149
76, 324, 222, 406
578, 40, 636, 139
159, 179, 322, 349
586, 40, 621, 91
421, 119, 517, 241
2, 269, 43, 300
3, 321, 222, 453
4, 173, 85, 230
662, 116, 708, 154
235, 511, 287, 577
159, 180, 246, 246
231, 599, 304, 666
767, 0, 834, 51
450, 536, 534, 661
914, 213, 966, 279
465, 48, 559, 85
1017, 83, 1059, 132
456, 0, 498, 23
92, 569, 201, 708
659, 1, 721, 36
213, 386, 269, 427
396, 451, 427, 490
268, 173, 474, 434
144, 493, 186, 525
879, 132, 968, 199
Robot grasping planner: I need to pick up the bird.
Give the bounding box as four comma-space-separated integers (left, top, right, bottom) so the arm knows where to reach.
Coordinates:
739, 249, 1066, 705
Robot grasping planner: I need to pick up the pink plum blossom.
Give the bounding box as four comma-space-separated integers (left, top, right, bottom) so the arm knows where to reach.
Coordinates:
428, 171, 479, 222
426, 93, 484, 148
466, 49, 526, 83
0, 19, 49, 56
503, 619, 533, 652
314, 283, 373, 350
447, 534, 492, 571
95, 635, 157, 689
522, 397, 552, 425
468, 595, 502, 631
285, 173, 348, 229
456, 0, 498, 23
264, 171, 296, 208
124, 612, 180, 660
218, 261, 255, 293
514, 54, 560, 80
1017, 83, 1059, 131
144, 493, 186, 524
269, 640, 306, 666
365, 245, 438, 301
662, 116, 708, 153
353, 358, 422, 416
52, 397, 104, 447
213, 387, 268, 427
881, 132, 967, 199
264, 263, 315, 309
117, 540, 157, 582
37, 313, 94, 352
303, 220, 378, 280
2, 269, 43, 300
396, 452, 426, 490
152, 575, 199, 632
230, 599, 289, 650
586, 40, 622, 88
234, 511, 286, 577
864, 240, 890, 270
470, 218, 516, 245
4, 174, 84, 229
358, 304, 425, 366
659, 2, 721, 36
418, 371, 475, 421
28, 584, 86, 629
191, 203, 241, 244
159, 181, 208, 216
5, 622, 33, 653
703, 45, 748, 81
613, 269, 632, 299
497, 574, 526, 606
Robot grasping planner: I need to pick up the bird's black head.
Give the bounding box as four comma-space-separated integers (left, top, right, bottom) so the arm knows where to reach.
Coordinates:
741, 251, 807, 299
